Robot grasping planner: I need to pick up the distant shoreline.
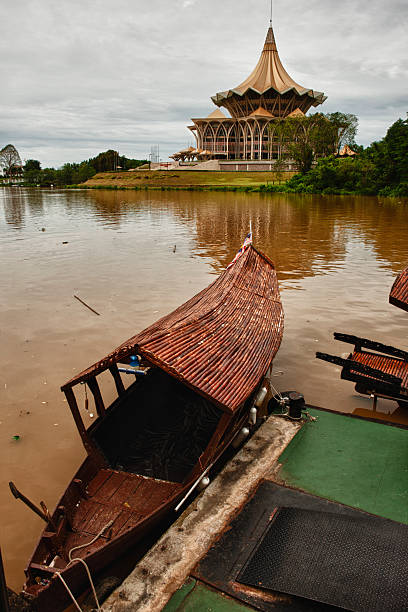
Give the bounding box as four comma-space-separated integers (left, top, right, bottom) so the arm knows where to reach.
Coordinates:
0, 169, 291, 193
79, 169, 292, 192
2, 169, 407, 199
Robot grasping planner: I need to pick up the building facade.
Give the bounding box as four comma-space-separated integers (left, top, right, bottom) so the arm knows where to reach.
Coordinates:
174, 24, 326, 163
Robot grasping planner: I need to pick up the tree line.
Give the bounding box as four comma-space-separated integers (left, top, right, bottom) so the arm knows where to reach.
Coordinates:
270, 112, 358, 174
263, 114, 408, 197
14, 150, 147, 186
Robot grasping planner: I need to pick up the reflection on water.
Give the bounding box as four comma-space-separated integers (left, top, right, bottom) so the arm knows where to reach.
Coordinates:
3, 189, 29, 229
1, 186, 408, 590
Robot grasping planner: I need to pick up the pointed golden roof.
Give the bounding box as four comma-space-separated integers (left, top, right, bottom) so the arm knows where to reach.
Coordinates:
206, 108, 227, 119
339, 145, 357, 157
248, 106, 274, 118
211, 25, 326, 115
287, 108, 305, 118
235, 27, 308, 95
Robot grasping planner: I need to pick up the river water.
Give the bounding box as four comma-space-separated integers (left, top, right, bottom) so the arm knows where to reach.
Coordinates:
1, 186, 408, 590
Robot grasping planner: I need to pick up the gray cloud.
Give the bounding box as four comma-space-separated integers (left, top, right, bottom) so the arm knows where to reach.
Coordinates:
0, 0, 406, 166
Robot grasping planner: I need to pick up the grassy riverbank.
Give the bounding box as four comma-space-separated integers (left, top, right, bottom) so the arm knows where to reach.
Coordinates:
81, 170, 294, 191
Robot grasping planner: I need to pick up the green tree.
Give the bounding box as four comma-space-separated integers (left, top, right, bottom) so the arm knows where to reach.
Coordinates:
123, 157, 148, 170
90, 150, 119, 172
15, 150, 149, 186
0, 144, 22, 177
324, 112, 358, 153
272, 114, 336, 173
271, 113, 358, 174
383, 117, 408, 183
23, 159, 42, 185
40, 168, 57, 186
24, 159, 41, 172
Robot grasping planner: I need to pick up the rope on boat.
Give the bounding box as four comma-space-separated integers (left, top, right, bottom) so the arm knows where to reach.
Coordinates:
70, 558, 102, 612
55, 519, 114, 611
56, 558, 103, 612
68, 520, 114, 562
55, 571, 83, 611
269, 381, 287, 410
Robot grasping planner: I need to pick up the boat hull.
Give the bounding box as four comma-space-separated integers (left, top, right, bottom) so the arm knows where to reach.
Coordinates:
23, 468, 186, 611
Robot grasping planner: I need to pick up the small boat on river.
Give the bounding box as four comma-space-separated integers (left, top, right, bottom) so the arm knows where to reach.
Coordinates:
17, 238, 284, 611
317, 265, 408, 410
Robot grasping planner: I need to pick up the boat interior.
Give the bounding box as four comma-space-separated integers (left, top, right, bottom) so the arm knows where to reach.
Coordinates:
26, 367, 224, 587
91, 368, 223, 483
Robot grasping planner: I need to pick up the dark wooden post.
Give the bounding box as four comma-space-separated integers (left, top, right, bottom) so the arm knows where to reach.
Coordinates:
0, 547, 9, 612
64, 388, 107, 466
87, 377, 106, 418
64, 388, 95, 455
109, 364, 125, 396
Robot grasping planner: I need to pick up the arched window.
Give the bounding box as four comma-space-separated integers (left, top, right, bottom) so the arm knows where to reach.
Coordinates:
227, 125, 238, 160
261, 123, 270, 160
203, 124, 216, 152
214, 123, 227, 156
252, 123, 261, 159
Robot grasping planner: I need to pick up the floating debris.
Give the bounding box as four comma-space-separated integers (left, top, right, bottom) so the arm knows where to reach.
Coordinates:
74, 295, 101, 316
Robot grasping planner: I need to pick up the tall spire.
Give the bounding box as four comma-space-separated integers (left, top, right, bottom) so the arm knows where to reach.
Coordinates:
264, 23, 277, 52
265, 0, 276, 51
211, 9, 327, 117
233, 23, 305, 95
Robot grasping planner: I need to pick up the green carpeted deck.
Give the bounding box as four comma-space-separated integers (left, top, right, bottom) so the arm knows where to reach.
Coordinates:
278, 409, 408, 525
163, 578, 252, 612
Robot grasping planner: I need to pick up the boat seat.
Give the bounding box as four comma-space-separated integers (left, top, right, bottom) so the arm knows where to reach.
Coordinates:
350, 350, 408, 392
316, 332, 408, 406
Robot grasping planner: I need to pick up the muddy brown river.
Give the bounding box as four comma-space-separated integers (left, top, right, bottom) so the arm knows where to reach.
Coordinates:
1, 186, 408, 591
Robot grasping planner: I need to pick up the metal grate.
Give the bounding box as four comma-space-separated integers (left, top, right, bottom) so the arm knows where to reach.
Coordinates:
238, 507, 408, 612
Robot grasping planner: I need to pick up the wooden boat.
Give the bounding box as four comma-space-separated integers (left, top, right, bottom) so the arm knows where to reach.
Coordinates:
19, 241, 284, 611
389, 265, 408, 312
317, 333, 408, 409
316, 266, 408, 410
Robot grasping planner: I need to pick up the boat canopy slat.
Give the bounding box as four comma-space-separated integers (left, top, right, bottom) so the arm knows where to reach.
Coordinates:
61, 246, 284, 413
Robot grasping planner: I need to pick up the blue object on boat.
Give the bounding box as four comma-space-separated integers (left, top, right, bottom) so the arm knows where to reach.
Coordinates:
129, 355, 140, 367
118, 368, 146, 376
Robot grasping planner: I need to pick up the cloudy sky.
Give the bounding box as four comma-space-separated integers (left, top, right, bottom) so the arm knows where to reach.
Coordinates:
1, 0, 406, 167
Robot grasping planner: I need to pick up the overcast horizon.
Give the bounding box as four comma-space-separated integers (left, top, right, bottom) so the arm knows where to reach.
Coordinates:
1, 0, 407, 168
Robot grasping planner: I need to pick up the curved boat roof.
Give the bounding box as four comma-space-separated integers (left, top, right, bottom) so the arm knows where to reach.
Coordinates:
212, 26, 326, 108
62, 245, 284, 413
390, 266, 408, 312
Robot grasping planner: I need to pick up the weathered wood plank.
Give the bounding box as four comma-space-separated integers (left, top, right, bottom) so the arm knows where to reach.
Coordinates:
87, 377, 105, 417
109, 364, 125, 396
91, 472, 128, 504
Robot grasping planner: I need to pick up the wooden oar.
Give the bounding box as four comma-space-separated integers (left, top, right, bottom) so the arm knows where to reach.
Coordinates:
9, 482, 55, 529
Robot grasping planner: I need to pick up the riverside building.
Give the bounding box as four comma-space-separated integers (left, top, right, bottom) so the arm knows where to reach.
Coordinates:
172, 21, 326, 169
